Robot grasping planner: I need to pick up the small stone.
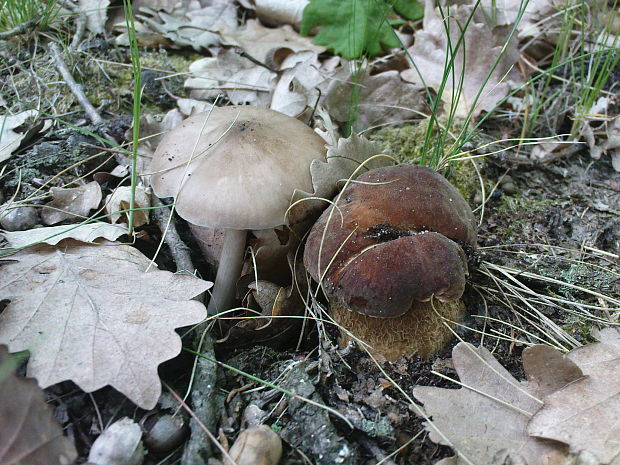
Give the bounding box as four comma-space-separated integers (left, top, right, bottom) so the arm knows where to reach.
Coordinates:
224, 426, 282, 465
0, 204, 39, 231
502, 182, 516, 195
143, 413, 188, 453
499, 175, 514, 186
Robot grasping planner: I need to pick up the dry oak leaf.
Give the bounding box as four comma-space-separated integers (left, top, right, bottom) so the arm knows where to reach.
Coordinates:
2, 222, 128, 248
105, 186, 151, 227
413, 343, 581, 465
0, 345, 77, 465
529, 328, 620, 464
0, 110, 45, 163
218, 19, 325, 64
0, 242, 210, 410
41, 181, 103, 225
185, 50, 276, 107
401, 0, 522, 118
135, 0, 238, 51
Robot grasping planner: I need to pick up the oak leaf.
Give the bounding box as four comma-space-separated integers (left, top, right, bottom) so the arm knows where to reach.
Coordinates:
401, 0, 522, 118
529, 328, 620, 464
413, 343, 579, 465
0, 242, 210, 409
0, 346, 77, 465
2, 222, 128, 248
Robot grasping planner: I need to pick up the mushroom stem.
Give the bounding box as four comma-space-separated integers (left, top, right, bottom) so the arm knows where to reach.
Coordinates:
207, 229, 247, 314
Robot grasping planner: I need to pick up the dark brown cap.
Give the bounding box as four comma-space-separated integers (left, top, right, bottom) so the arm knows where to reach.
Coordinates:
303, 164, 476, 318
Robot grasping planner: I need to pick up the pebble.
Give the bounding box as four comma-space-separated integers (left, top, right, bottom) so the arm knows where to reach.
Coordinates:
143, 413, 188, 453
0, 204, 39, 231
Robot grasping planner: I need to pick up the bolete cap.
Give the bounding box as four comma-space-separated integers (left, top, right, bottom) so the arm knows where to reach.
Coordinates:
150, 106, 327, 230
303, 164, 477, 318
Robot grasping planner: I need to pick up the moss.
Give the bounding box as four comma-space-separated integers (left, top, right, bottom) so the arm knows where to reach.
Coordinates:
444, 159, 483, 203
370, 122, 431, 163
369, 120, 484, 201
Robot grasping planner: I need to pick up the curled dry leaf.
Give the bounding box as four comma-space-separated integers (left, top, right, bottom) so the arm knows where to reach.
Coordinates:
325, 69, 426, 132
41, 181, 103, 225
288, 127, 392, 224
401, 0, 522, 118
0, 346, 77, 465
185, 50, 276, 107
0, 241, 211, 409
116, 0, 237, 50
105, 186, 151, 227
529, 328, 620, 464
78, 0, 111, 34
270, 51, 330, 117
2, 222, 128, 248
412, 343, 580, 465
218, 19, 326, 64
582, 97, 620, 172
0, 110, 47, 163
476, 0, 559, 37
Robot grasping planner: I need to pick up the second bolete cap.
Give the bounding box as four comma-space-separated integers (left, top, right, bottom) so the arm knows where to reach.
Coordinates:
150, 106, 327, 230
304, 164, 477, 318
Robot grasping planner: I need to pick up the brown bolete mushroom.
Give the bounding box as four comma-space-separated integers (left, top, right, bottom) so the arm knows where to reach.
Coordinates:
303, 164, 477, 361
150, 105, 327, 313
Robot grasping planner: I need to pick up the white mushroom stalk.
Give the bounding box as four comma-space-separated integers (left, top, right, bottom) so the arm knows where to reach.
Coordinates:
206, 229, 247, 314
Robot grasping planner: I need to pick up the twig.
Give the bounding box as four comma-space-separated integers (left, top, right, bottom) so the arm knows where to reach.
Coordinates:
49, 42, 102, 124
151, 197, 195, 274
0, 17, 39, 39
150, 197, 220, 465
181, 328, 220, 465
70, 13, 87, 50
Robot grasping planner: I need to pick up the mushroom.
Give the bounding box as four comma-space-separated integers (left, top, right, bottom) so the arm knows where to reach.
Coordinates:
150, 105, 327, 313
303, 164, 477, 361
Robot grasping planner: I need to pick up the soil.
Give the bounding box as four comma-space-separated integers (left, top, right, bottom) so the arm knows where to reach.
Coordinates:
1, 32, 619, 465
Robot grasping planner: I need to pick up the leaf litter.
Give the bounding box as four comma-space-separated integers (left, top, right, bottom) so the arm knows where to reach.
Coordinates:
0, 241, 211, 409
1, 0, 619, 463
0, 345, 77, 465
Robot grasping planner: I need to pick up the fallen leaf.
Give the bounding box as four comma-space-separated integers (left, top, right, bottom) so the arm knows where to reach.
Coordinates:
41, 181, 103, 225
412, 343, 578, 465
0, 110, 41, 163
0, 346, 77, 465
582, 97, 620, 172
219, 19, 325, 64
135, 0, 238, 51
105, 186, 151, 227
325, 68, 426, 132
401, 0, 522, 118
2, 222, 128, 248
270, 51, 332, 116
529, 328, 620, 464
0, 242, 211, 409
288, 122, 392, 224
476, 0, 559, 37
79, 0, 110, 34
185, 50, 276, 106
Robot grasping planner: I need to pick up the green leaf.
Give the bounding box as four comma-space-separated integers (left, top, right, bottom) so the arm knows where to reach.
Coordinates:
300, 0, 401, 59
391, 0, 423, 20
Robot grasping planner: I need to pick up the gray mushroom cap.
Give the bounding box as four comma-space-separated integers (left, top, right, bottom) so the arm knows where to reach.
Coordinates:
150, 106, 327, 230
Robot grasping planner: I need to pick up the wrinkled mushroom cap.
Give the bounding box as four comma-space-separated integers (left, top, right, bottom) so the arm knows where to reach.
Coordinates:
304, 164, 477, 318
150, 106, 327, 230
